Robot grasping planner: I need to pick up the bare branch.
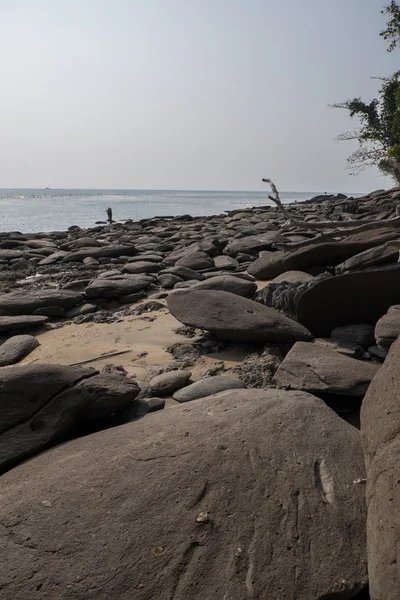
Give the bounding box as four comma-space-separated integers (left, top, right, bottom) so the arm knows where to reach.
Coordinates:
262, 178, 400, 233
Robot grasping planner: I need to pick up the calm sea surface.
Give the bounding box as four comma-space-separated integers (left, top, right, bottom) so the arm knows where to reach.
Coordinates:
0, 188, 333, 234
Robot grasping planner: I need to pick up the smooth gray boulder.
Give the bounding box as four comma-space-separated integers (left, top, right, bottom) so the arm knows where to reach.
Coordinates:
0, 389, 367, 599
374, 305, 400, 350
0, 364, 139, 473
0, 315, 48, 333
122, 261, 161, 274
273, 341, 379, 397
213, 255, 239, 270
0, 290, 83, 315
167, 289, 313, 343
173, 375, 246, 402
85, 275, 153, 298
0, 335, 39, 366
223, 231, 285, 256
361, 336, 400, 599
149, 370, 192, 396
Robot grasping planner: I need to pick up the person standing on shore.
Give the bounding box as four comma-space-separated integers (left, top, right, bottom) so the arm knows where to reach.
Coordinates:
106, 207, 112, 223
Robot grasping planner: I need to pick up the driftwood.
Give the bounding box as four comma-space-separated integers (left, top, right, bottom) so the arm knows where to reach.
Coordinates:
70, 350, 131, 367
262, 178, 400, 249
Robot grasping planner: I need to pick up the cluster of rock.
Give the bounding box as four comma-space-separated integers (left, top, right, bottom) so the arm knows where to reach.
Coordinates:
2, 186, 400, 598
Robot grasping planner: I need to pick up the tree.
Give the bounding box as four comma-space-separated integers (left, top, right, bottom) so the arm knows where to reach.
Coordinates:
333, 3, 400, 184
381, 1, 400, 52
333, 73, 400, 183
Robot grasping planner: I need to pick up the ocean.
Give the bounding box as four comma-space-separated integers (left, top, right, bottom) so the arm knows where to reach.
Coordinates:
0, 188, 329, 234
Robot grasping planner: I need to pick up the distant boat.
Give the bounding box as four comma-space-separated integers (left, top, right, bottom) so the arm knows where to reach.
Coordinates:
45, 187, 50, 190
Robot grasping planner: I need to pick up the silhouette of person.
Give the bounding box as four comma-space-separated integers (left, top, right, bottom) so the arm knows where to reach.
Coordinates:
106, 207, 112, 223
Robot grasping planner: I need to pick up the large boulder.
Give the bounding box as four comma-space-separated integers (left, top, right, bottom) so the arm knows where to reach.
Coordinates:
296, 268, 400, 337
336, 243, 397, 273
0, 364, 139, 473
0, 290, 83, 315
248, 241, 391, 280
374, 305, 400, 350
0, 389, 367, 599
361, 336, 400, 599
61, 244, 136, 262
85, 275, 153, 298
273, 341, 380, 397
0, 335, 39, 366
167, 289, 313, 343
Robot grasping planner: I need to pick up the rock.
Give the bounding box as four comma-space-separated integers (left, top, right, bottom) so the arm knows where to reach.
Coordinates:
175, 252, 213, 270
230, 354, 280, 387
149, 370, 192, 396
0, 364, 96, 472
85, 275, 153, 298
122, 261, 161, 274
157, 273, 183, 288
167, 289, 313, 343
190, 275, 257, 298
213, 255, 239, 270
0, 289, 83, 315
272, 270, 315, 284
0, 335, 39, 366
331, 324, 375, 348
296, 268, 400, 337
162, 265, 205, 281
313, 338, 363, 359
61, 245, 136, 262
78, 375, 140, 420
173, 375, 246, 402
223, 231, 285, 256
0, 364, 143, 473
32, 306, 65, 317
273, 341, 379, 397
337, 243, 398, 273
0, 389, 367, 599
248, 240, 397, 280
0, 315, 48, 333
65, 303, 98, 318
361, 336, 400, 599
374, 305, 400, 349
367, 345, 388, 360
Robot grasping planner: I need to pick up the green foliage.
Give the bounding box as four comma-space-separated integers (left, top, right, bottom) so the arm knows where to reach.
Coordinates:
381, 1, 400, 52
333, 73, 400, 182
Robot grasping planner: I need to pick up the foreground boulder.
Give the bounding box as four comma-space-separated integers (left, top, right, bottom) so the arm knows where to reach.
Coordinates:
273, 341, 380, 397
167, 289, 313, 343
296, 268, 400, 336
0, 364, 140, 473
0, 389, 367, 599
361, 336, 400, 599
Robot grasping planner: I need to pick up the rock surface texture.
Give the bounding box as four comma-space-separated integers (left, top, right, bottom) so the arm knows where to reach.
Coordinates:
273, 341, 380, 396
167, 289, 313, 343
361, 337, 400, 600
0, 389, 367, 600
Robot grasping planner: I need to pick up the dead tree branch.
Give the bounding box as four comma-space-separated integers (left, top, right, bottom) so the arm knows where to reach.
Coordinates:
262, 177, 400, 232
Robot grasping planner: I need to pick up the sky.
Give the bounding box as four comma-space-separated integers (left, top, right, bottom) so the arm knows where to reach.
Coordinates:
0, 0, 399, 193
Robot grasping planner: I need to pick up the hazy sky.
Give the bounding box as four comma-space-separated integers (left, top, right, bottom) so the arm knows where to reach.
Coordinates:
1, 0, 399, 192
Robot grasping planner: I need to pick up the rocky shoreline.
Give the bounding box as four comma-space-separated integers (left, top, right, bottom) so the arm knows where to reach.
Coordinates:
1, 187, 400, 598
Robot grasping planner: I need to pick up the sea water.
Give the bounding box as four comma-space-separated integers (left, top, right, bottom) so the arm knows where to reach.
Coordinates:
0, 188, 332, 234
